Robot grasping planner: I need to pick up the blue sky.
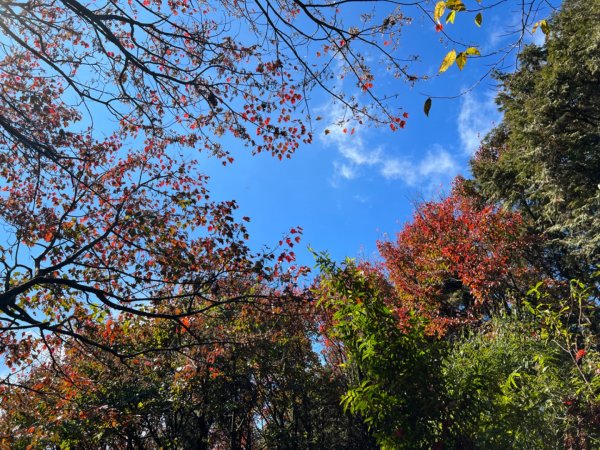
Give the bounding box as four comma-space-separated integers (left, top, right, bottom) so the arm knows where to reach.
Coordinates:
201, 1, 553, 269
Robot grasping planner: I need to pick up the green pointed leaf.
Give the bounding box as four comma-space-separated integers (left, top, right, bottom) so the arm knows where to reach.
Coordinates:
465, 47, 480, 56
475, 12, 483, 27
446, 10, 456, 24
424, 97, 432, 117
446, 0, 465, 11
439, 49, 456, 73
456, 52, 467, 70
434, 1, 446, 23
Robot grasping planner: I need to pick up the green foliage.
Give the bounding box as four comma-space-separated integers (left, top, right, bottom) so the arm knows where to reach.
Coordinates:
315, 254, 445, 449
526, 278, 600, 447
443, 316, 569, 449
313, 253, 600, 449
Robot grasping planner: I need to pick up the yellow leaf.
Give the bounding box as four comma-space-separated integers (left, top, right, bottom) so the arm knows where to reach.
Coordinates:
456, 52, 467, 70
446, 10, 456, 24
446, 0, 465, 11
434, 1, 446, 23
439, 49, 456, 73
465, 47, 480, 56
533, 19, 549, 35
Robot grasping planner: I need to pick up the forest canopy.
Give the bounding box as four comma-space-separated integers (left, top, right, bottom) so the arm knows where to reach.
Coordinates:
0, 0, 598, 448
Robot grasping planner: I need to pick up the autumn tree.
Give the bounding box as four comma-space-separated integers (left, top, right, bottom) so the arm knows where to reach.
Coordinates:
0, 285, 379, 449
0, 0, 561, 165
0, 0, 420, 168
0, 118, 311, 372
377, 180, 539, 334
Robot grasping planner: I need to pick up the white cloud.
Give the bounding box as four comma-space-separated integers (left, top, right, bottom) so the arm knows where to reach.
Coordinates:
380, 158, 417, 184
484, 17, 510, 51
320, 103, 380, 162
334, 162, 357, 180
457, 92, 502, 155
380, 146, 459, 187
419, 145, 457, 176
339, 141, 381, 166
319, 102, 382, 181
320, 103, 461, 189
483, 12, 525, 53
486, 7, 550, 51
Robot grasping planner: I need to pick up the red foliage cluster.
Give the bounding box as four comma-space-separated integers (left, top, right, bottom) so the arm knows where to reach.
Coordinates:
378, 180, 537, 334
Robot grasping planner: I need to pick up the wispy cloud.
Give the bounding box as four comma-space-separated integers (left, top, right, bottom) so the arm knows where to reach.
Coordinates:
457, 92, 501, 155
420, 146, 459, 176
330, 130, 381, 167
380, 146, 460, 187
333, 161, 358, 180
380, 158, 417, 184
319, 102, 382, 184
319, 103, 381, 166
319, 102, 461, 190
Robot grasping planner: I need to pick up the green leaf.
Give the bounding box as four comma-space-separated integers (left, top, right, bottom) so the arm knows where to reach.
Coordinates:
456, 52, 467, 70
424, 97, 432, 116
505, 371, 521, 389
465, 47, 480, 56
434, 1, 446, 23
446, 0, 466, 11
439, 49, 456, 73
475, 12, 482, 27
446, 10, 456, 24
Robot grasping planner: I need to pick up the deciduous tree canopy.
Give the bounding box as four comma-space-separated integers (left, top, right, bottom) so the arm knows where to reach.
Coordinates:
1, 0, 598, 448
